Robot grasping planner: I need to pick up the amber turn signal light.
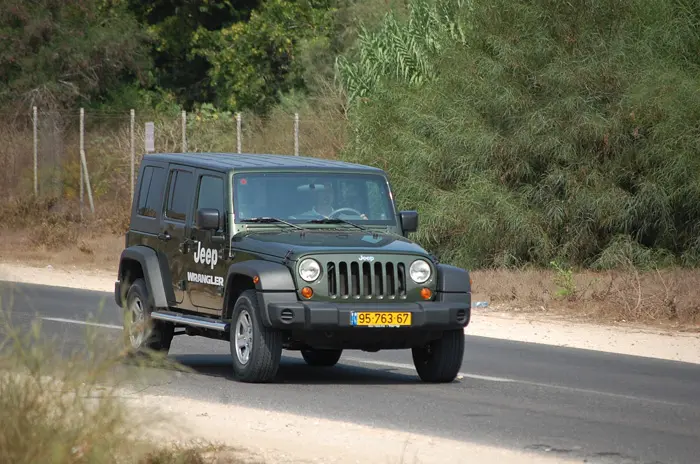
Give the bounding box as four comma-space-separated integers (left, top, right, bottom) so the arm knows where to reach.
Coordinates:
301, 287, 313, 299
420, 288, 433, 300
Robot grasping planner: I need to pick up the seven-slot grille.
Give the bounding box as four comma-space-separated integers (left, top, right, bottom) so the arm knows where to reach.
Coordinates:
326, 260, 407, 299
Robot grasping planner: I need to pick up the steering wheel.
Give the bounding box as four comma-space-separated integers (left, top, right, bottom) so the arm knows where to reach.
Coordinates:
329, 207, 364, 218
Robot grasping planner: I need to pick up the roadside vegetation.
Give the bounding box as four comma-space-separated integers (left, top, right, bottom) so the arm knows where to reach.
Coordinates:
0, 291, 249, 463
0, 0, 698, 327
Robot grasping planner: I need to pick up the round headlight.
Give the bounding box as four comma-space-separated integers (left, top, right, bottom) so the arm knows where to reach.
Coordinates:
409, 259, 431, 283
298, 258, 321, 282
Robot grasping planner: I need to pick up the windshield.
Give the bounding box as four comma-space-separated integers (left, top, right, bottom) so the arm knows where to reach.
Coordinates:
233, 171, 397, 225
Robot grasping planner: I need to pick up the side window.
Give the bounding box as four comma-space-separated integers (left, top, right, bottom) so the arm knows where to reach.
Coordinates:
196, 175, 225, 214
136, 165, 164, 218
165, 169, 194, 221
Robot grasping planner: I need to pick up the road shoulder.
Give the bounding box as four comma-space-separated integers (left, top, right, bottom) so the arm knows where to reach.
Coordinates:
128, 392, 579, 464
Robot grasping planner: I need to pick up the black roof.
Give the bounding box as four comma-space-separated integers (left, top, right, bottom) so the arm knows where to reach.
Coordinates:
142, 152, 385, 173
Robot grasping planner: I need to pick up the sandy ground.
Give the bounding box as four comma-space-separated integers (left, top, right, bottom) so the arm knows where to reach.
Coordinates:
128, 392, 579, 464
1, 261, 698, 365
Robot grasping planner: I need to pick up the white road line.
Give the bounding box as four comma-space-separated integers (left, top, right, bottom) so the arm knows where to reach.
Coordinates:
41, 317, 122, 330
344, 358, 513, 383
343, 357, 687, 406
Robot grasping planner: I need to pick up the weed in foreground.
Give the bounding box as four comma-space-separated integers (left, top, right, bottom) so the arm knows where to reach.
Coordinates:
0, 288, 246, 464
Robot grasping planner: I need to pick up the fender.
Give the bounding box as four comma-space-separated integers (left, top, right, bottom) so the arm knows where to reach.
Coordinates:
436, 263, 471, 293
224, 260, 298, 326
225, 259, 297, 292
117, 246, 172, 309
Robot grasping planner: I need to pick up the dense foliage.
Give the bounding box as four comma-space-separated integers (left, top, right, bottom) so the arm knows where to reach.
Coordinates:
0, 0, 354, 113
191, 0, 336, 113
0, 0, 151, 111
1, 0, 699, 270
338, 0, 700, 270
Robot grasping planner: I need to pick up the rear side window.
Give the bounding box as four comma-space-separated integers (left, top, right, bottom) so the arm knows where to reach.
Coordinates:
136, 165, 165, 218
196, 175, 225, 214
165, 169, 194, 221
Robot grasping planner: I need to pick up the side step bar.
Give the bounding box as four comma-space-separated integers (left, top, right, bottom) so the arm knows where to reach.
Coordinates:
151, 311, 229, 332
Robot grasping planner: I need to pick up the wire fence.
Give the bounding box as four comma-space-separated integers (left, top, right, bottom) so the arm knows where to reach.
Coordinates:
0, 106, 348, 216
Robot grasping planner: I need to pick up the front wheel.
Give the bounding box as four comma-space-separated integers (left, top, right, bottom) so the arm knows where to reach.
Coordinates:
301, 348, 343, 367
411, 329, 465, 383
229, 289, 283, 383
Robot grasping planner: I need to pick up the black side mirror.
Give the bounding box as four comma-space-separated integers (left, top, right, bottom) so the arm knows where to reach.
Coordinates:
196, 208, 220, 230
400, 210, 418, 234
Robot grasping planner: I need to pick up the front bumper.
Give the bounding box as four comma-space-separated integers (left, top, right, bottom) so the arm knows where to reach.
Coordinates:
260, 292, 470, 330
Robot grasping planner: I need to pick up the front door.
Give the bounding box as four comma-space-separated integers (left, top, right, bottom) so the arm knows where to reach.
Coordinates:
188, 169, 228, 314
161, 164, 195, 305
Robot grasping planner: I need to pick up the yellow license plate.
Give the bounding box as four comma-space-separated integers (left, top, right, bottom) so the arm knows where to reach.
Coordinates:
351, 311, 412, 327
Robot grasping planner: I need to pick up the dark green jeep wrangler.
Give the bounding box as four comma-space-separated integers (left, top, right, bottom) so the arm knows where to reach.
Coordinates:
115, 153, 472, 383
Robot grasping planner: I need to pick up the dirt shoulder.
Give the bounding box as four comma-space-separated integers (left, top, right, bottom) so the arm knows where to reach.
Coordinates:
128, 392, 578, 464
1, 260, 698, 365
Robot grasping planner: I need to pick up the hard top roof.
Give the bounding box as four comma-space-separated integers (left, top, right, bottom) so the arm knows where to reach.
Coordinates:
142, 152, 385, 174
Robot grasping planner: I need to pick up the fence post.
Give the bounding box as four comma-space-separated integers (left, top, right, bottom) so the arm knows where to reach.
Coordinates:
33, 106, 38, 196
130, 109, 135, 202
181, 110, 187, 152
80, 108, 84, 219
236, 112, 242, 153
79, 108, 95, 215
294, 112, 299, 156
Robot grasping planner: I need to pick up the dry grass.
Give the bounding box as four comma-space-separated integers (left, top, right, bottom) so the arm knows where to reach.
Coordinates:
0, 197, 128, 270
0, 290, 255, 464
472, 266, 700, 330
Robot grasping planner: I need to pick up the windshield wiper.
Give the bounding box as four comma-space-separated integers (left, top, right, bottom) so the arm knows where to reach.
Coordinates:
306, 217, 368, 231
240, 217, 305, 230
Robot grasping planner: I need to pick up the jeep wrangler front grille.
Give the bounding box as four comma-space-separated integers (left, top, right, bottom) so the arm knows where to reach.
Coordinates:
326, 260, 407, 299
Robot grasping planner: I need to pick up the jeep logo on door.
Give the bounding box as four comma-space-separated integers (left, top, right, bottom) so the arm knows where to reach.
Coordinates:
193, 241, 218, 269
358, 255, 375, 262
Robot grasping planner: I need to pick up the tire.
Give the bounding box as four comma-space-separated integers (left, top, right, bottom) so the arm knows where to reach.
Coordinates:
229, 289, 283, 383
301, 348, 343, 367
411, 329, 464, 383
124, 278, 174, 354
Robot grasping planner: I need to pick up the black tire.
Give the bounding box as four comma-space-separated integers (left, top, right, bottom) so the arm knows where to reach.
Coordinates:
411, 329, 464, 383
229, 289, 283, 383
124, 278, 174, 354
301, 348, 343, 367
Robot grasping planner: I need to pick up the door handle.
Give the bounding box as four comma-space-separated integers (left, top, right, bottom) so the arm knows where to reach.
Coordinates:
157, 231, 171, 241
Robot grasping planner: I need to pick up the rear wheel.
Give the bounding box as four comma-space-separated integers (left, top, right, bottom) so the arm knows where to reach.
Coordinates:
229, 289, 283, 383
124, 278, 173, 354
301, 348, 343, 367
411, 329, 464, 383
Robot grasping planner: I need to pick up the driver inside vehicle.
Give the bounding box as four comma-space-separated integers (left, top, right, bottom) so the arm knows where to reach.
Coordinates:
299, 182, 368, 220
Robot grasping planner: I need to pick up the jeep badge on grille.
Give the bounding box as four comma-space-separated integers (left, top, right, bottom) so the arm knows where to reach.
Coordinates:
358, 255, 375, 262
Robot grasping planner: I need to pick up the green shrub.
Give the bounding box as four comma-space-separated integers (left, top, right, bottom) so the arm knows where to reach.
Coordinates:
337, 0, 700, 270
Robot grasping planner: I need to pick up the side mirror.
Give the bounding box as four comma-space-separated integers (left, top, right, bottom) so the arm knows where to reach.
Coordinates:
196, 208, 220, 230
399, 210, 418, 234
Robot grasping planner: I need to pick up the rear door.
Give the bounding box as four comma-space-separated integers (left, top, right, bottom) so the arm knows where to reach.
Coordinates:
188, 168, 228, 314
160, 164, 196, 306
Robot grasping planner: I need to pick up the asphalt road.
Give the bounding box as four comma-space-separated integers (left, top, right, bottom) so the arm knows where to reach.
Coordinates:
1, 281, 699, 464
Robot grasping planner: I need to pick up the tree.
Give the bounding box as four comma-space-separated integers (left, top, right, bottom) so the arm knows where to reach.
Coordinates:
123, 0, 260, 108
192, 0, 335, 114
0, 0, 151, 112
